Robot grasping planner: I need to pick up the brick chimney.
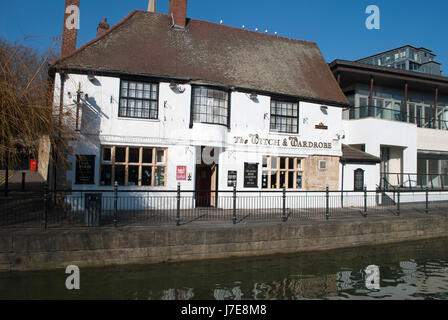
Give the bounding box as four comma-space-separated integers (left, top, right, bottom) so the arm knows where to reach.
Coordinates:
169, 0, 187, 29
62, 0, 80, 57
148, 0, 156, 12
97, 18, 110, 38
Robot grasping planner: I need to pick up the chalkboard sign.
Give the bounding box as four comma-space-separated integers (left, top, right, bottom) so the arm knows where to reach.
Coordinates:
227, 170, 237, 187
354, 168, 364, 191
244, 163, 258, 188
75, 155, 95, 185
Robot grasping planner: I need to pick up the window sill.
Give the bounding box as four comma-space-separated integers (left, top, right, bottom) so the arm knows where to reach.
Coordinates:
116, 116, 160, 122
268, 131, 301, 137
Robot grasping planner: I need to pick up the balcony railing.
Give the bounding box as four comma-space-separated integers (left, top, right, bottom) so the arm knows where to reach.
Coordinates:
348, 106, 448, 130
380, 172, 448, 190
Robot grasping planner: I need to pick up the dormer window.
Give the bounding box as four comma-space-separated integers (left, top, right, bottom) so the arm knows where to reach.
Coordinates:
119, 80, 159, 119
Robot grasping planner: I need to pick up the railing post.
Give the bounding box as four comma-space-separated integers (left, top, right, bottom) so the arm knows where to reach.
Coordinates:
21, 172, 26, 191
176, 183, 181, 226
114, 181, 118, 227
282, 187, 287, 222
233, 184, 237, 225
325, 186, 330, 220
397, 189, 400, 216
425, 187, 429, 214
42, 183, 49, 231
364, 187, 368, 217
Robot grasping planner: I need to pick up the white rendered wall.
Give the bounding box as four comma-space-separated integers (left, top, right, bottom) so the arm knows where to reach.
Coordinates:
342, 118, 417, 175
55, 72, 344, 193
417, 128, 448, 152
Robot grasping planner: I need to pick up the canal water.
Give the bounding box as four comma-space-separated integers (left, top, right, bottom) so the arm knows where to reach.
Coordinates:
1, 237, 448, 300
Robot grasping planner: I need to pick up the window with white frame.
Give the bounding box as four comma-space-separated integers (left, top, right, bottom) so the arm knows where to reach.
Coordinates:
119, 80, 159, 119
192, 86, 229, 126
100, 146, 167, 187
270, 100, 299, 134
262, 156, 303, 189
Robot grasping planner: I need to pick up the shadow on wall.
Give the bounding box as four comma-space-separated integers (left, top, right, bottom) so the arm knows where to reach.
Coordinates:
80, 96, 109, 135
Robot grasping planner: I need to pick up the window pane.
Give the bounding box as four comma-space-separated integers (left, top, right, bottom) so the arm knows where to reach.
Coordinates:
296, 173, 303, 188
128, 166, 139, 186
271, 157, 278, 169
280, 171, 286, 188
262, 172, 268, 189
288, 158, 294, 170
129, 148, 140, 163
103, 148, 111, 162
142, 166, 152, 186
288, 172, 294, 189
280, 157, 286, 169
155, 167, 165, 186
114, 165, 126, 186
156, 149, 165, 163
142, 148, 153, 163
271, 172, 278, 189
100, 165, 112, 186
115, 147, 126, 163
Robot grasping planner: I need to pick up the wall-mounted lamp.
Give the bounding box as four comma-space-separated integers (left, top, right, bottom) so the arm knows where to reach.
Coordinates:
87, 74, 96, 82
249, 93, 258, 100
320, 105, 328, 114
169, 82, 185, 93
303, 117, 309, 124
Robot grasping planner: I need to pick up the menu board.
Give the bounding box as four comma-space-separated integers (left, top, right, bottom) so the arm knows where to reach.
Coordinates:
227, 171, 237, 187
244, 163, 258, 188
354, 168, 365, 191
75, 155, 95, 185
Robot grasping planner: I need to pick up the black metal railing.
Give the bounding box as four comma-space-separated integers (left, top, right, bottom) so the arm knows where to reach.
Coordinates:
380, 172, 448, 190
348, 106, 448, 130
1, 184, 448, 229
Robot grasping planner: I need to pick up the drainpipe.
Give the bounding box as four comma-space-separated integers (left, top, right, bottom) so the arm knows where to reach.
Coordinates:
341, 161, 345, 208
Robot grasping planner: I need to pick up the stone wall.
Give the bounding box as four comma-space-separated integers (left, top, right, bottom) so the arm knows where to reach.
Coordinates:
303, 155, 339, 190
1, 214, 448, 272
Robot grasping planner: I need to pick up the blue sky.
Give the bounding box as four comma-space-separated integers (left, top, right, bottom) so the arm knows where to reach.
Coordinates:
1, 0, 447, 75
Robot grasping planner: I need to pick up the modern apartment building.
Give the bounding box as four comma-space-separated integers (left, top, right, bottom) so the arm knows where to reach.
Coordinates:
330, 48, 448, 190
357, 45, 443, 76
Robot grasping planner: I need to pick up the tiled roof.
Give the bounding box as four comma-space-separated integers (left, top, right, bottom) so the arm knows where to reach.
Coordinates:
51, 10, 349, 107
341, 144, 381, 163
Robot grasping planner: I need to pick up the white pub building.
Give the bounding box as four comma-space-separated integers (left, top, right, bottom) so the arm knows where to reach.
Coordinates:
50, 0, 384, 208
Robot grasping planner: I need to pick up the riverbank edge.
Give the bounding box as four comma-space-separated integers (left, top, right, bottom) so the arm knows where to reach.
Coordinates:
1, 214, 448, 272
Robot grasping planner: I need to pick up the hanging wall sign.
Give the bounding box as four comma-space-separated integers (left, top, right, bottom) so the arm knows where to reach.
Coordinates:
244, 163, 258, 188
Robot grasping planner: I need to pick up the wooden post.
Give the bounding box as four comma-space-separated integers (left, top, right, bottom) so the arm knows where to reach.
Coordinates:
368, 77, 374, 117
434, 87, 439, 128
403, 82, 408, 122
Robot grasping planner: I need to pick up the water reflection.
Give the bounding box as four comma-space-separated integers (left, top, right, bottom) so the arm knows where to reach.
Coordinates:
1, 238, 448, 300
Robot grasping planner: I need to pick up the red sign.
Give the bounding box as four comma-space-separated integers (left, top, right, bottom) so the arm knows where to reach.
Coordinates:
30, 159, 38, 172
176, 166, 187, 181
